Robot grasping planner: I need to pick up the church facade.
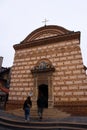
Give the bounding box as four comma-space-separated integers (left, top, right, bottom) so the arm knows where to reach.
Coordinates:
6, 25, 87, 115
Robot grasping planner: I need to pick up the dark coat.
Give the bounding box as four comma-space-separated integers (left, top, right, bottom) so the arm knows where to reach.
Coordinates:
23, 98, 32, 110
37, 95, 46, 108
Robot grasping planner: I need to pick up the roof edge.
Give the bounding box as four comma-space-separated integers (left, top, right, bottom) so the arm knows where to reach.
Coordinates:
13, 31, 80, 50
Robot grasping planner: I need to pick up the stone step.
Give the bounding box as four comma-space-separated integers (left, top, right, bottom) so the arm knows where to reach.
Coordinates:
0, 110, 87, 130
0, 116, 87, 130
7, 108, 70, 118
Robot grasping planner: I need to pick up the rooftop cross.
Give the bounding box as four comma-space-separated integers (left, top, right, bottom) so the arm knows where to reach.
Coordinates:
42, 18, 49, 26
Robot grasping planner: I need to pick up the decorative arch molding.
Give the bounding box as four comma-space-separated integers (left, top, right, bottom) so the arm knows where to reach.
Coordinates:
21, 25, 72, 43
31, 58, 55, 74
36, 58, 52, 65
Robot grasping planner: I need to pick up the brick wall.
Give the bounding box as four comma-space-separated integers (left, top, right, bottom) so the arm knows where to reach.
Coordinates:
8, 38, 87, 104
6, 27, 87, 114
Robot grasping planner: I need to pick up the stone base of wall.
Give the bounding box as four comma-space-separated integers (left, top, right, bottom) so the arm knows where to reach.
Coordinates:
6, 100, 23, 110
6, 100, 87, 116
54, 101, 87, 116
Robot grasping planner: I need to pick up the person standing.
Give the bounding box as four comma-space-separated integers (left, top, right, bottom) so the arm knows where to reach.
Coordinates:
37, 93, 46, 120
23, 96, 32, 121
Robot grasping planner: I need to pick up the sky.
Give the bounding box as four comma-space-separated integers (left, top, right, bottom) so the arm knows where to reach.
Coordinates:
0, 0, 87, 67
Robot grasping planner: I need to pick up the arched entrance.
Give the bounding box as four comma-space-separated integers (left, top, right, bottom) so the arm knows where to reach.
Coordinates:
31, 59, 55, 108
38, 84, 48, 108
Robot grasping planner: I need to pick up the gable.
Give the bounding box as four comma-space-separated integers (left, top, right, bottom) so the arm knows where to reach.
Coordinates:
21, 25, 72, 43
14, 25, 80, 50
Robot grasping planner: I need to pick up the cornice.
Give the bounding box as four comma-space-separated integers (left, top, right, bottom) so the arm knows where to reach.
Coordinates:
84, 66, 87, 70
13, 31, 80, 50
31, 67, 55, 74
